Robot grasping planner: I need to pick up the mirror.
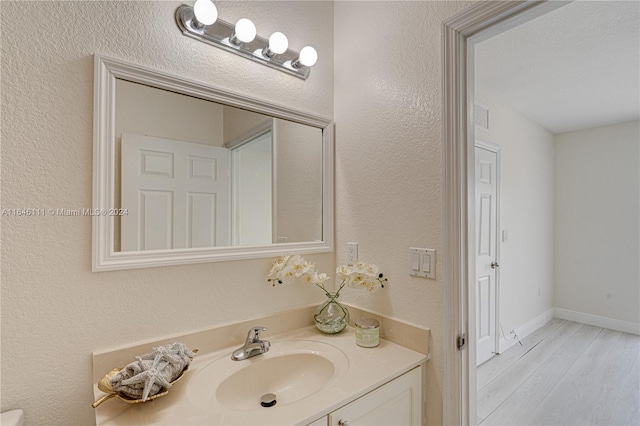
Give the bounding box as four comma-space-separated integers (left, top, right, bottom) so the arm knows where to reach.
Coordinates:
93, 54, 333, 271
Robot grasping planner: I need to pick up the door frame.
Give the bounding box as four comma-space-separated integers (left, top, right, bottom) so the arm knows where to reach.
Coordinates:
442, 1, 570, 424
474, 140, 501, 365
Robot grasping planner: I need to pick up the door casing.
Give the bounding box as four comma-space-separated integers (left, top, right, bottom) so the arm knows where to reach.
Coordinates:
442, 1, 571, 424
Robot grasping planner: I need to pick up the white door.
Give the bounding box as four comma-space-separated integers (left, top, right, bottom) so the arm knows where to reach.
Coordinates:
475, 143, 500, 366
121, 133, 230, 251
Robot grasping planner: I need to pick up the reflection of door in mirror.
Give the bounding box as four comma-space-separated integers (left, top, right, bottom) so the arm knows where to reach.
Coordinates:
114, 79, 234, 252
112, 76, 323, 252
121, 133, 230, 251
230, 130, 272, 246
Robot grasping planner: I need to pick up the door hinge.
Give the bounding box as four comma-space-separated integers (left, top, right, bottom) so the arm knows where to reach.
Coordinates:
457, 333, 467, 351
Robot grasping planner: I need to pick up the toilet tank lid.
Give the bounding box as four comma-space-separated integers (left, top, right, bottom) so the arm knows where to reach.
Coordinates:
0, 409, 24, 426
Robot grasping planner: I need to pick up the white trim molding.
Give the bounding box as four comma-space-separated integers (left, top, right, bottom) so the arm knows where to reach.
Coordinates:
498, 308, 555, 353
555, 308, 640, 336
497, 308, 640, 354
223, 119, 272, 150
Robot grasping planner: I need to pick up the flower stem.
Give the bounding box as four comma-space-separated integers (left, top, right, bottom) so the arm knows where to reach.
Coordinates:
314, 282, 327, 292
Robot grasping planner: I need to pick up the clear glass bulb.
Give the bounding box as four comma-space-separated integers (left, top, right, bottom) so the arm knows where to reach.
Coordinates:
298, 46, 318, 67
235, 18, 256, 43
193, 0, 218, 26
268, 32, 289, 55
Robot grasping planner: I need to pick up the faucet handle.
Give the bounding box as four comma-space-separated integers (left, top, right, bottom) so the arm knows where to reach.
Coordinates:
247, 326, 267, 342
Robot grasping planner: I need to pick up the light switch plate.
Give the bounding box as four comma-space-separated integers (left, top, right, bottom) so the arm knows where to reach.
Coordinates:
409, 247, 436, 279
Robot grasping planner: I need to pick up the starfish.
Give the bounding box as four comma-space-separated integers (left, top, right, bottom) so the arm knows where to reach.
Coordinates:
139, 342, 195, 363
109, 343, 195, 401
122, 356, 172, 401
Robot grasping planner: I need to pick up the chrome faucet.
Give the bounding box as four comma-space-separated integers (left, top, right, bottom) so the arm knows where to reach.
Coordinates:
231, 326, 271, 361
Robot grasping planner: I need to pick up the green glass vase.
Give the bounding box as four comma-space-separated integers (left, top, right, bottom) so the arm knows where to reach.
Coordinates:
314, 292, 349, 334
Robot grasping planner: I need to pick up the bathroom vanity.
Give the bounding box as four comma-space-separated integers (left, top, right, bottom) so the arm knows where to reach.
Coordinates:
93, 306, 429, 425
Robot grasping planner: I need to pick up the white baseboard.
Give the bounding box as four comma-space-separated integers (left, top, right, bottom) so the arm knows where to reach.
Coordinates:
554, 308, 640, 335
497, 308, 640, 353
498, 308, 555, 353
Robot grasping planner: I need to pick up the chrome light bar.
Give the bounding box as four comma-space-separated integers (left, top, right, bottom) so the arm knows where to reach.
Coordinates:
175, 4, 312, 80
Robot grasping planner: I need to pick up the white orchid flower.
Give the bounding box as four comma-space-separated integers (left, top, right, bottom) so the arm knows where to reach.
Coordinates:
268, 256, 386, 293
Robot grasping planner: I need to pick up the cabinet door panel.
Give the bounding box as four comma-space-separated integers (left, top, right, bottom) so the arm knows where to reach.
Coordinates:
329, 367, 422, 426
306, 416, 327, 426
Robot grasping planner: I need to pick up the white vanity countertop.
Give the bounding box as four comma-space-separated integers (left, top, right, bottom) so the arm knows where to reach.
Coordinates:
94, 326, 427, 425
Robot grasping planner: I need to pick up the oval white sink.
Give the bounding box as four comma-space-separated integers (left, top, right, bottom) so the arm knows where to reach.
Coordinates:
187, 340, 349, 412
217, 352, 334, 410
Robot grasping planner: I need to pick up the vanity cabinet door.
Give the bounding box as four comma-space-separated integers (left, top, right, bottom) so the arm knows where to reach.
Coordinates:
328, 366, 422, 426
306, 416, 328, 426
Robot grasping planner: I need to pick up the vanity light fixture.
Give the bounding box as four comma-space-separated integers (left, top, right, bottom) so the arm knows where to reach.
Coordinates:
175, 3, 317, 79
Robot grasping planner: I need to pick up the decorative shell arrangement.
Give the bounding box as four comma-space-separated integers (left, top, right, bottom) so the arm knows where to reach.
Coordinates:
92, 343, 197, 408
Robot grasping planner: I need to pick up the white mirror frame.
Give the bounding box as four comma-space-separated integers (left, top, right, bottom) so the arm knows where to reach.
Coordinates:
92, 54, 334, 271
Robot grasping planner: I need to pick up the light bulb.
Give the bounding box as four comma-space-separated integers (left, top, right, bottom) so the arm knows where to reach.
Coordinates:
268, 32, 289, 55
193, 0, 217, 26
298, 46, 318, 67
234, 18, 256, 43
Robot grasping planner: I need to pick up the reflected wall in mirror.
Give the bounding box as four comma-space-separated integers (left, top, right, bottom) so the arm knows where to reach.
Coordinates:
93, 55, 333, 271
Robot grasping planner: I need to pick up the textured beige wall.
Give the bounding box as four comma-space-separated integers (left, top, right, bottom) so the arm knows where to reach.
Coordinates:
0, 1, 333, 424
334, 2, 473, 424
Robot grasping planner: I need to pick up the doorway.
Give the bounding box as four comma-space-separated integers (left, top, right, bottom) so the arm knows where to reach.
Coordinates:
442, 2, 584, 424
442, 1, 639, 424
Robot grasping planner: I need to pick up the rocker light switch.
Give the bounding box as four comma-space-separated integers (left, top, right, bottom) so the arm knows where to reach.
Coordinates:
422, 254, 431, 273
411, 253, 421, 271
409, 247, 436, 279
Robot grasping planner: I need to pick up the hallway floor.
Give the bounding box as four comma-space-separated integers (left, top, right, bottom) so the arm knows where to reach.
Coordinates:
477, 318, 640, 425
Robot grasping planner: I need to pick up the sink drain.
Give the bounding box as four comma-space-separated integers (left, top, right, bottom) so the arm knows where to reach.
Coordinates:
260, 393, 277, 408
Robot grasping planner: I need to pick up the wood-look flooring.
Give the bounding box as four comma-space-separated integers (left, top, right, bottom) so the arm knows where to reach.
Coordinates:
477, 318, 640, 425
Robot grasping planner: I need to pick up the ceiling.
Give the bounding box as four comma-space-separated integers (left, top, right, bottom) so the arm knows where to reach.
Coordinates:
474, 0, 640, 134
